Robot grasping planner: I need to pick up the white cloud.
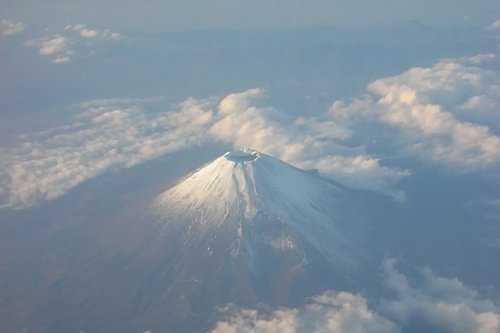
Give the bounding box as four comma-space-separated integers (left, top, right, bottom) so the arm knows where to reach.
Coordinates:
487, 20, 500, 30
52, 55, 72, 63
66, 23, 123, 40
25, 24, 125, 63
37, 37, 66, 55
80, 28, 98, 38
457, 54, 496, 65
212, 292, 399, 333
330, 55, 500, 172
25, 35, 74, 63
0, 97, 215, 209
102, 30, 122, 41
5, 53, 498, 208
1, 19, 25, 36
1, 89, 407, 209
210, 89, 409, 201
211, 260, 500, 333
65, 24, 86, 31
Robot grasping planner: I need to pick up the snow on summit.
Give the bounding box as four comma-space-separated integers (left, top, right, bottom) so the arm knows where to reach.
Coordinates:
152, 149, 368, 274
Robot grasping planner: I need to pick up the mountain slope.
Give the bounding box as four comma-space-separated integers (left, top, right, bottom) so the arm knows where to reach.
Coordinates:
0, 149, 381, 333
151, 148, 367, 277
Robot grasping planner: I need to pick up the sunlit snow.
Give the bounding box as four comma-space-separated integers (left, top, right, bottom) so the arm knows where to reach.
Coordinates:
153, 149, 367, 274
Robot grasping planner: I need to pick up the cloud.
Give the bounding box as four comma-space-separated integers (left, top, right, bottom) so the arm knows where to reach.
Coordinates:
212, 292, 399, 333
65, 23, 123, 40
380, 259, 500, 333
210, 88, 409, 201
1, 19, 25, 36
464, 197, 500, 224
80, 28, 99, 38
25, 24, 125, 63
485, 20, 500, 49
487, 20, 500, 30
0, 97, 215, 209
456, 54, 496, 65
5, 53, 498, 208
329, 54, 500, 172
35, 36, 66, 55
1, 89, 407, 209
52, 55, 72, 63
25, 35, 74, 63
211, 259, 500, 333
66, 24, 86, 31
101, 30, 122, 41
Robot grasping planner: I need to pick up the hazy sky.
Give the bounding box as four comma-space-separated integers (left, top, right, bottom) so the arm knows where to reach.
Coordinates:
2, 0, 500, 31
1, 0, 500, 331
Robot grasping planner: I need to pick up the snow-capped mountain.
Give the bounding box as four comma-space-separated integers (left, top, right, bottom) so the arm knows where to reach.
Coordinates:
151, 149, 368, 279
0, 149, 383, 333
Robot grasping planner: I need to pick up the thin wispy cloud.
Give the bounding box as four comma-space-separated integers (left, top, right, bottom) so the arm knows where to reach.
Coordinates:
457, 53, 497, 65
213, 292, 399, 333
24, 23, 125, 63
25, 34, 74, 63
1, 19, 25, 36
485, 18, 500, 48
487, 19, 500, 30
65, 24, 123, 41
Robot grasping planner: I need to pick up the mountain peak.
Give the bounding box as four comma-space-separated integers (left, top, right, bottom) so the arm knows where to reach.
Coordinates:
224, 148, 260, 162
151, 150, 367, 276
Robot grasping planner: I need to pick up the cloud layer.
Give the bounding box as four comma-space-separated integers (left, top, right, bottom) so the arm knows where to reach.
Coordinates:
210, 89, 409, 200
0, 89, 407, 209
211, 259, 500, 333
330, 54, 500, 172
0, 97, 215, 208
2, 52, 499, 209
